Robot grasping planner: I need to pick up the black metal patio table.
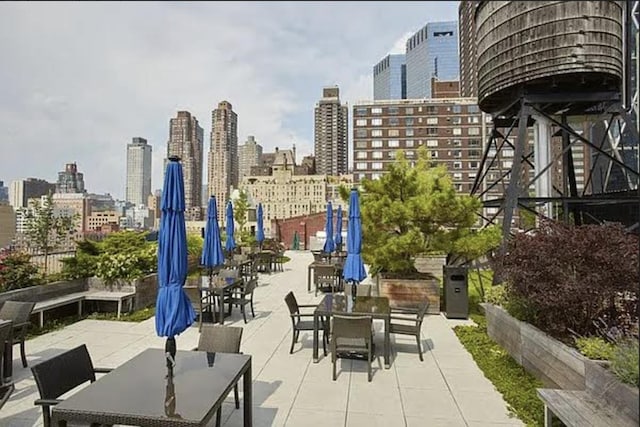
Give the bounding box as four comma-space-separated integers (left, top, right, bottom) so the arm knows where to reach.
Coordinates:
307, 261, 344, 293
313, 295, 391, 368
51, 348, 252, 427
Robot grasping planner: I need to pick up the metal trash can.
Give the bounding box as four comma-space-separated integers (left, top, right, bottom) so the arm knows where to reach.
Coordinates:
443, 266, 469, 319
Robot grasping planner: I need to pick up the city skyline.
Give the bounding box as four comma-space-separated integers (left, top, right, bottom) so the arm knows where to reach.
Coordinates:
0, 1, 459, 199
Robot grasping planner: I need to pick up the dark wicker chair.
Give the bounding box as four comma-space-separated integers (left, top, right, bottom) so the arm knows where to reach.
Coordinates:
331, 315, 374, 382
314, 265, 339, 296
0, 301, 36, 368
195, 325, 243, 427
225, 277, 257, 324
0, 320, 14, 409
183, 286, 214, 331
284, 292, 327, 355
30, 344, 111, 427
389, 302, 429, 361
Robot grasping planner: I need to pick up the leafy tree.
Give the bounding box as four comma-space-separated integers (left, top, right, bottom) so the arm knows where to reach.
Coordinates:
23, 193, 78, 276
360, 148, 489, 276
234, 189, 250, 244
0, 252, 41, 291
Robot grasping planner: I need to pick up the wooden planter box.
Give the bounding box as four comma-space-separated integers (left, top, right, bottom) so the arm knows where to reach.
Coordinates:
482, 303, 639, 423
378, 273, 440, 314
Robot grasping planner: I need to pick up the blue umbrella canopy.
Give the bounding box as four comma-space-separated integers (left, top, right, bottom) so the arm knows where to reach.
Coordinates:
323, 201, 335, 253
343, 189, 367, 283
225, 200, 236, 253
256, 203, 265, 245
155, 157, 196, 343
334, 205, 343, 249
201, 196, 224, 268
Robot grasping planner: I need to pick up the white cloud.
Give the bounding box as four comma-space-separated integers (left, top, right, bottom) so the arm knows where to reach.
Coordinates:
0, 1, 458, 198
390, 32, 414, 55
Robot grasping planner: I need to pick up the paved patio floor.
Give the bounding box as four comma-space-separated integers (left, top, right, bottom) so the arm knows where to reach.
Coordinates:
0, 251, 524, 427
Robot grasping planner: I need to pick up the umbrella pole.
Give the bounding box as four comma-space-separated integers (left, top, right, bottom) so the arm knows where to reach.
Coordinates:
165, 337, 176, 368
351, 281, 358, 301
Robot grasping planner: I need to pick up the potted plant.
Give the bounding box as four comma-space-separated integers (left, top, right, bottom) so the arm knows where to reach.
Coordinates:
358, 148, 498, 312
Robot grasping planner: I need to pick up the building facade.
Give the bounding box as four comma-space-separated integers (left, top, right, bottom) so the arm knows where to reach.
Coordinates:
8, 178, 55, 209
458, 1, 478, 98
126, 137, 152, 206
238, 135, 263, 181
167, 111, 204, 221
373, 54, 407, 100
87, 211, 120, 232
314, 87, 349, 176
0, 203, 16, 249
405, 21, 459, 99
0, 181, 8, 203
56, 163, 85, 194
208, 101, 238, 222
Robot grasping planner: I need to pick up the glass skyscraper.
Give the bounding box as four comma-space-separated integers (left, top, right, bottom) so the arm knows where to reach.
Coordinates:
373, 54, 406, 100
406, 21, 459, 99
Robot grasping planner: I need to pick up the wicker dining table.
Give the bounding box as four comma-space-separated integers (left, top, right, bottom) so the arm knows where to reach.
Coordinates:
51, 348, 252, 427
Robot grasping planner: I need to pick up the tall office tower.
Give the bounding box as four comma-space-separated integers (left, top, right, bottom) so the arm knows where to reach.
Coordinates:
373, 54, 407, 100
0, 181, 8, 202
314, 86, 349, 176
459, 1, 479, 97
167, 111, 204, 220
9, 178, 55, 209
125, 137, 152, 206
238, 135, 263, 181
405, 21, 459, 99
56, 163, 85, 193
208, 101, 238, 222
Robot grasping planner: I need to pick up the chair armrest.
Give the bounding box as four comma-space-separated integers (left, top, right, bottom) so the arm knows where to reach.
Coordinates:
34, 398, 63, 407
93, 367, 113, 374
390, 315, 416, 322
390, 307, 419, 314
295, 313, 318, 318
298, 304, 318, 308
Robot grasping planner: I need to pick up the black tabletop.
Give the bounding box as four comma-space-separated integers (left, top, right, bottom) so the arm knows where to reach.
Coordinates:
315, 295, 390, 316
52, 348, 250, 426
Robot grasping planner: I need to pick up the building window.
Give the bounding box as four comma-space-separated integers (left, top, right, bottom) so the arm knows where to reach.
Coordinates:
451, 117, 462, 124
469, 139, 481, 147
426, 117, 438, 125
426, 106, 437, 114
469, 161, 479, 168
389, 106, 399, 115
453, 150, 462, 158
406, 129, 414, 137
430, 151, 439, 158
469, 150, 481, 158
452, 139, 462, 146
356, 129, 367, 138
356, 151, 367, 159
453, 161, 462, 169
371, 107, 383, 114
372, 140, 383, 148
388, 140, 400, 148
503, 160, 513, 168
371, 162, 383, 170
372, 151, 383, 159
371, 173, 381, 180
372, 129, 383, 137
356, 141, 367, 149
406, 151, 415, 157
355, 107, 367, 116
467, 116, 480, 124
358, 173, 366, 180
356, 119, 367, 127
426, 139, 438, 147
356, 162, 367, 170
406, 140, 414, 147
427, 128, 438, 135
452, 105, 462, 114
389, 117, 399, 126
388, 151, 396, 158
371, 118, 382, 126
453, 173, 462, 180
405, 117, 414, 126
388, 129, 400, 137
468, 127, 480, 135
453, 128, 462, 136
405, 107, 414, 114
468, 105, 479, 113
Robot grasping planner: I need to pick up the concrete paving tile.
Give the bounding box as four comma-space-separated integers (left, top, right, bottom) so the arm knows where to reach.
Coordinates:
400, 387, 463, 420
284, 408, 346, 427
466, 421, 524, 427
406, 416, 466, 427
346, 412, 406, 427
293, 379, 349, 411
348, 382, 403, 416
222, 405, 288, 427
395, 363, 448, 390
452, 390, 518, 424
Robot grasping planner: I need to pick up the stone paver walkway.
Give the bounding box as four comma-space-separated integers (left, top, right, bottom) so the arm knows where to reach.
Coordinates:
0, 251, 523, 426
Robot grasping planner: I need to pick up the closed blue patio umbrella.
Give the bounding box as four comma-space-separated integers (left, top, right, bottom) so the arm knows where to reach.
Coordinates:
323, 201, 335, 253
334, 205, 343, 252
343, 189, 367, 297
155, 156, 196, 368
256, 203, 265, 249
225, 200, 236, 257
201, 196, 225, 276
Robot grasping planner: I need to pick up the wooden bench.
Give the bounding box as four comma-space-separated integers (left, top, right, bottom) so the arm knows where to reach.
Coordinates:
537, 388, 637, 427
32, 290, 136, 327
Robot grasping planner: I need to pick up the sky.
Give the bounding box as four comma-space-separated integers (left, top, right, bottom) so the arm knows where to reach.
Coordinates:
0, 1, 459, 200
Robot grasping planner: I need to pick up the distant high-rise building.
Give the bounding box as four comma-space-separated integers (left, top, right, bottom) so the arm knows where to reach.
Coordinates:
431, 77, 460, 98
314, 87, 348, 176
373, 54, 407, 100
9, 178, 55, 209
167, 111, 204, 221
405, 21, 459, 99
0, 181, 8, 202
126, 137, 152, 206
238, 136, 263, 181
208, 101, 238, 222
56, 162, 85, 194
459, 1, 478, 97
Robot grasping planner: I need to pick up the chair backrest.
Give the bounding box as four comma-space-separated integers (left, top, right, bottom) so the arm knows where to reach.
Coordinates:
356, 285, 372, 297
284, 291, 299, 317
31, 345, 96, 401
0, 321, 12, 345
182, 287, 202, 312
314, 265, 336, 284
243, 278, 257, 297
332, 315, 372, 340
197, 325, 243, 354
219, 269, 239, 280
416, 302, 429, 329
0, 301, 35, 324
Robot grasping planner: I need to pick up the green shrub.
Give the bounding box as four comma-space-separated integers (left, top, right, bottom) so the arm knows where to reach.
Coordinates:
575, 336, 615, 360
0, 252, 41, 292
611, 339, 639, 387
485, 284, 508, 306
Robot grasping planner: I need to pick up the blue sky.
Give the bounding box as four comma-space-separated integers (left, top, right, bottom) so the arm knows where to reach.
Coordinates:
0, 1, 459, 199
